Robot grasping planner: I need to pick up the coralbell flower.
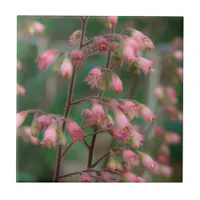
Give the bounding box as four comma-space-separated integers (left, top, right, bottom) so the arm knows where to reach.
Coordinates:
122, 42, 137, 64
17, 60, 22, 70
139, 152, 157, 171
176, 67, 183, 81
137, 57, 155, 76
173, 50, 183, 60
131, 29, 154, 50
41, 123, 57, 148
157, 155, 170, 164
160, 165, 173, 178
100, 171, 116, 182
140, 105, 156, 123
80, 173, 92, 182
37, 115, 53, 131
108, 16, 118, 25
66, 120, 83, 142
138, 177, 148, 182
71, 49, 85, 67
155, 126, 166, 136
154, 87, 165, 103
32, 21, 45, 34
109, 127, 126, 141
111, 74, 123, 93
128, 129, 143, 150
23, 127, 39, 145
90, 101, 106, 126
17, 84, 26, 96
82, 109, 92, 124
122, 149, 139, 166
107, 157, 116, 172
165, 87, 177, 104
159, 144, 170, 156
35, 49, 58, 70
122, 172, 139, 182
60, 56, 73, 79
16, 111, 28, 128
93, 36, 109, 53
69, 30, 82, 46
84, 67, 103, 89
165, 132, 181, 144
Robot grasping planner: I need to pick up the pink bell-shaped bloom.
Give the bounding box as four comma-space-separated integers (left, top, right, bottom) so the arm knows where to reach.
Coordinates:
37, 115, 53, 131
173, 50, 183, 60
71, 49, 85, 67
138, 177, 148, 182
60, 57, 73, 79
128, 130, 143, 150
121, 100, 142, 120
122, 149, 139, 166
80, 173, 92, 182
69, 30, 82, 46
32, 21, 45, 33
160, 165, 173, 178
137, 57, 155, 76
165, 87, 178, 104
35, 49, 58, 70
82, 109, 92, 124
176, 67, 183, 81
111, 74, 123, 93
41, 123, 57, 148
122, 172, 139, 182
17, 60, 22, 70
90, 101, 106, 126
84, 67, 103, 89
141, 105, 156, 123
66, 120, 83, 142
177, 111, 183, 123
159, 144, 170, 155
109, 127, 126, 141
155, 126, 166, 136
23, 127, 39, 145
108, 16, 118, 25
108, 157, 116, 172
157, 155, 170, 164
139, 152, 157, 171
16, 111, 28, 128
165, 132, 181, 144
131, 129, 144, 141
154, 87, 165, 102
93, 37, 109, 53
131, 29, 154, 50
122, 44, 137, 64
17, 83, 26, 96
100, 171, 116, 182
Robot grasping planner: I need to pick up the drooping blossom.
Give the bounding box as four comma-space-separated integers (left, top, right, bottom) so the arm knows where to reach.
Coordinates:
32, 21, 45, 34
35, 49, 58, 70
131, 29, 154, 50
108, 16, 118, 25
107, 99, 124, 112
165, 106, 178, 120
139, 152, 157, 170
82, 109, 92, 124
173, 50, 183, 60
109, 127, 126, 141
111, 74, 123, 93
159, 144, 170, 156
107, 157, 116, 172
60, 57, 73, 79
100, 171, 116, 182
84, 67, 103, 89
165, 87, 178, 104
128, 130, 143, 150
122, 42, 137, 64
137, 57, 155, 76
157, 155, 170, 164
155, 126, 166, 136
176, 67, 183, 81
165, 132, 181, 144
66, 120, 83, 142
16, 111, 28, 128
160, 165, 173, 178
17, 60, 22, 70
93, 37, 109, 53
71, 49, 85, 67
122, 149, 139, 166
90, 101, 106, 126
23, 127, 39, 145
80, 173, 92, 182
40, 123, 57, 148
69, 30, 82, 46
17, 84, 26, 96
177, 111, 183, 123
37, 115, 53, 131
140, 105, 156, 123
138, 177, 148, 182
154, 87, 165, 103
122, 172, 139, 182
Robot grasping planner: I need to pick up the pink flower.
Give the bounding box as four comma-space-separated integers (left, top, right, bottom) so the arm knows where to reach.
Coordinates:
157, 155, 170, 164
154, 87, 164, 102
71, 49, 85, 67
32, 21, 45, 33
108, 16, 118, 25
177, 111, 183, 123
35, 50, 58, 70
155, 126, 166, 136
37, 115, 53, 131
160, 165, 173, 178
109, 127, 126, 141
100, 171, 116, 182
111, 74, 123, 93
176, 67, 183, 81
80, 173, 92, 182
131, 29, 154, 50
82, 109, 92, 124
122, 172, 139, 182
137, 57, 155, 76
69, 30, 82, 46
60, 57, 73, 79
84, 67, 103, 89
41, 123, 57, 148
165, 87, 177, 104
17, 84, 26, 96
159, 144, 170, 155
129, 130, 143, 150
16, 111, 28, 128
107, 157, 116, 172
23, 127, 39, 145
165, 132, 181, 144
138, 177, 148, 182
66, 120, 83, 142
131, 129, 144, 141
141, 105, 156, 123
122, 43, 137, 64
165, 106, 178, 120
93, 37, 109, 53
17, 60, 22, 70
173, 50, 183, 60
139, 152, 157, 170
122, 149, 139, 166
90, 101, 106, 126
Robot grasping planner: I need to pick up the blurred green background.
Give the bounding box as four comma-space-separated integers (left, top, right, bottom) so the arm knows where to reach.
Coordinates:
17, 16, 183, 182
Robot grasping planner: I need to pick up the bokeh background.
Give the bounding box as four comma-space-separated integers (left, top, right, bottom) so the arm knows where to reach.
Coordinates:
17, 16, 183, 182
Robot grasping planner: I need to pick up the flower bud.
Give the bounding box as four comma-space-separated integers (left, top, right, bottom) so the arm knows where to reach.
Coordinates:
122, 172, 139, 182
157, 155, 170, 164
17, 60, 22, 70
37, 115, 53, 131
60, 56, 73, 79
176, 67, 183, 81
122, 149, 139, 166
107, 157, 116, 172
57, 126, 67, 147
165, 132, 181, 144
160, 165, 173, 178
16, 111, 28, 128
141, 105, 156, 123
17, 84, 26, 96
165, 87, 177, 104
137, 57, 155, 76
139, 152, 157, 171
155, 126, 166, 136
154, 87, 165, 103
80, 173, 92, 182
111, 74, 123, 93
71, 49, 85, 67
69, 30, 82, 46
108, 16, 118, 25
